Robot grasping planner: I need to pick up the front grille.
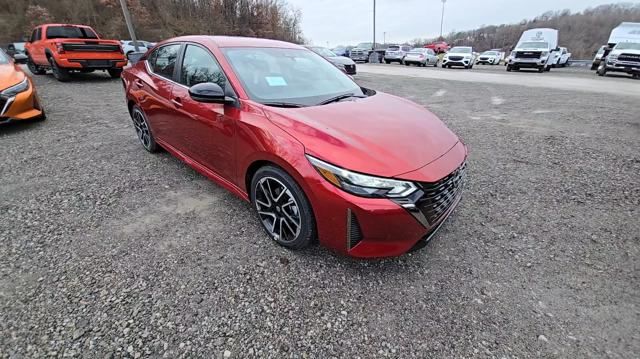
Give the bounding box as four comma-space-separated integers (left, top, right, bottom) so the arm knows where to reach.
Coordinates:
516, 51, 541, 59
448, 56, 463, 61
416, 162, 466, 225
479, 57, 488, 60
347, 209, 363, 249
618, 53, 640, 64
62, 43, 121, 52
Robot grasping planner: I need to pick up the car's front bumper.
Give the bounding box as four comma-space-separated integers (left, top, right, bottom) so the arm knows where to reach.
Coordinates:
303, 141, 467, 258
0, 78, 44, 123
508, 57, 548, 68
443, 58, 472, 67
57, 57, 127, 70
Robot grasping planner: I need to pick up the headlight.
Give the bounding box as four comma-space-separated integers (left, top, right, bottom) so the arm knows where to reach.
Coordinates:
307, 155, 418, 198
541, 51, 549, 57
608, 54, 618, 62
1, 78, 29, 97
464, 55, 472, 59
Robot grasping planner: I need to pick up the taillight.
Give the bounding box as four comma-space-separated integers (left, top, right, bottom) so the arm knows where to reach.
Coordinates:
118, 45, 124, 54
56, 43, 65, 54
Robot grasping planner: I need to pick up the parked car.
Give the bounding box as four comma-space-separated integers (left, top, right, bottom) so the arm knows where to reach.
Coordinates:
403, 48, 439, 67
122, 36, 467, 258
425, 41, 450, 54
597, 41, 640, 78
349, 42, 385, 63
506, 28, 559, 73
442, 46, 476, 69
0, 49, 45, 124
5, 42, 28, 64
476, 50, 501, 65
331, 47, 350, 57
554, 47, 571, 67
591, 45, 606, 70
306, 46, 356, 74
24, 23, 127, 82
383, 44, 412, 64
120, 40, 154, 56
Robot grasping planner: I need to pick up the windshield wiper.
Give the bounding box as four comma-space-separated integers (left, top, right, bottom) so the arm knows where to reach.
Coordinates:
261, 102, 306, 108
318, 93, 366, 105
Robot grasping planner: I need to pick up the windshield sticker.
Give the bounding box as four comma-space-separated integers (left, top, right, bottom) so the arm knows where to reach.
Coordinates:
265, 76, 288, 87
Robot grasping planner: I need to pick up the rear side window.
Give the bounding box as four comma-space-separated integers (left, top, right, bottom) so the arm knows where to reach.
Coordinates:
179, 44, 227, 88
149, 44, 181, 79
46, 26, 97, 39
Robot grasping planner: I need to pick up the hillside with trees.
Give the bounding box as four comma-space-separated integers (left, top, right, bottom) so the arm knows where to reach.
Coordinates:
412, 3, 640, 59
0, 0, 304, 44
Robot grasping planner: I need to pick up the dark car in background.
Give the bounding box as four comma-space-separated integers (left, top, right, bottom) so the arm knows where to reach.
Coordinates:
307, 46, 357, 75
331, 47, 350, 57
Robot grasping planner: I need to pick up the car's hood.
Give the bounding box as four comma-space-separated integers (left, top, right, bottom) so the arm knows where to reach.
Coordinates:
514, 47, 549, 52
611, 48, 640, 55
262, 93, 460, 178
328, 56, 355, 65
447, 52, 472, 56
0, 64, 25, 90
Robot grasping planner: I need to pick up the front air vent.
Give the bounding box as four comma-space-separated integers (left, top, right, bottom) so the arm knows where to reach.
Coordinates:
347, 209, 363, 249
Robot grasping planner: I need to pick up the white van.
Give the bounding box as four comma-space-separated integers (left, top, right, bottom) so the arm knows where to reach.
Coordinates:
506, 28, 559, 73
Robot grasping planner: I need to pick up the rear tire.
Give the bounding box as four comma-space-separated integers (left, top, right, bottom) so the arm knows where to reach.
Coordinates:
597, 65, 607, 77
49, 58, 71, 82
108, 68, 123, 78
251, 166, 316, 250
130, 105, 159, 153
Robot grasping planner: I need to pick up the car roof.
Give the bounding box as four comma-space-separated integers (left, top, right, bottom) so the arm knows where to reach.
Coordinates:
38, 23, 95, 28
162, 35, 303, 49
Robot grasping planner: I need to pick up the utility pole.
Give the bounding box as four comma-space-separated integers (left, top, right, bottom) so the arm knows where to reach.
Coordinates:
373, 0, 376, 50
439, 0, 447, 40
119, 0, 140, 52
383, 31, 386, 45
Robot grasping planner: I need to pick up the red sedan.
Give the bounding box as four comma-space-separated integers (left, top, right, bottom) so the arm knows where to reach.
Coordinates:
121, 36, 467, 258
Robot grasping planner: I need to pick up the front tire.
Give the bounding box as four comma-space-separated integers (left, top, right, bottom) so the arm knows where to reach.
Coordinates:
27, 55, 46, 75
251, 166, 316, 250
597, 65, 607, 77
130, 105, 158, 152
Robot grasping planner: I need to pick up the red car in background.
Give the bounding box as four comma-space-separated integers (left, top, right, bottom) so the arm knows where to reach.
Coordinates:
425, 41, 450, 54
24, 24, 126, 82
122, 36, 467, 258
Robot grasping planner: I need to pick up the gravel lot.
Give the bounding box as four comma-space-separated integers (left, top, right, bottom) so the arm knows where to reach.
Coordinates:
1, 66, 638, 358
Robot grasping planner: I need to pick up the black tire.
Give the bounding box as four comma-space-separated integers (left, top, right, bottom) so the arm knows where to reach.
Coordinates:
590, 63, 598, 71
597, 65, 607, 77
538, 66, 545, 73
251, 166, 316, 250
506, 64, 512, 72
433, 61, 438, 67
545, 66, 551, 72
405, 62, 410, 66
26, 55, 46, 75
49, 57, 71, 82
130, 105, 159, 153
108, 68, 123, 78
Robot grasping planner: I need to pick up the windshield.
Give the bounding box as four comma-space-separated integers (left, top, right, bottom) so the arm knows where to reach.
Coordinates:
0, 50, 9, 64
450, 47, 472, 53
13, 43, 26, 51
597, 46, 605, 55
222, 47, 363, 106
310, 47, 337, 57
46, 26, 98, 39
614, 42, 640, 50
519, 42, 548, 49
482, 51, 497, 55
409, 48, 427, 54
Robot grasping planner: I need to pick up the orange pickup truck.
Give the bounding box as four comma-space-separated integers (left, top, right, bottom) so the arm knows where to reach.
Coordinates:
24, 24, 127, 82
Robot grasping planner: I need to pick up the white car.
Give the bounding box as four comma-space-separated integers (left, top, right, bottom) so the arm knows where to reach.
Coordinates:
403, 48, 439, 67
120, 40, 154, 56
476, 50, 502, 65
442, 46, 475, 69
597, 42, 640, 78
554, 47, 571, 67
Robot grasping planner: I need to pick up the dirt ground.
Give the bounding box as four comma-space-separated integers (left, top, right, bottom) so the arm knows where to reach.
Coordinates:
1, 65, 638, 358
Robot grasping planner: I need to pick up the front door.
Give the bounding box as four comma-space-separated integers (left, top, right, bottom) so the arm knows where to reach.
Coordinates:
170, 43, 237, 182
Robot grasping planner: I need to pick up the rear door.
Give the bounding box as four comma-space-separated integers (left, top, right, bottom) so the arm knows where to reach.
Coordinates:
170, 43, 238, 180
139, 43, 182, 142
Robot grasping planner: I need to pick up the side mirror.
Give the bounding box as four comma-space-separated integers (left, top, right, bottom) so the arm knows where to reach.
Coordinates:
13, 53, 28, 64
127, 51, 145, 64
189, 82, 235, 104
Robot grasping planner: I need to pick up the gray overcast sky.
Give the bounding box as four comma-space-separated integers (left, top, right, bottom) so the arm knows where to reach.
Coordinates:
286, 0, 631, 47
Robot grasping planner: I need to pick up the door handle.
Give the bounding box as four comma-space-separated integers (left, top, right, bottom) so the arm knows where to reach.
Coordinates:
171, 97, 183, 108
134, 79, 144, 88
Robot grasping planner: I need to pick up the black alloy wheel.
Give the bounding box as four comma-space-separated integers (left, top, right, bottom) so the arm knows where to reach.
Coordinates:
251, 166, 316, 249
131, 105, 158, 152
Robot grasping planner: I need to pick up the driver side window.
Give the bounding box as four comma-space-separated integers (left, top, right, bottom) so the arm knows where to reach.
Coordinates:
178, 44, 227, 89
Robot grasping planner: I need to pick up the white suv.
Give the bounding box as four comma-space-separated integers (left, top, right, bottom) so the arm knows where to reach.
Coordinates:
384, 45, 412, 64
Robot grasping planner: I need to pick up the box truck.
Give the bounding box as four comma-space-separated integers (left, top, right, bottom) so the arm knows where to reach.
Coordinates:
506, 28, 559, 73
